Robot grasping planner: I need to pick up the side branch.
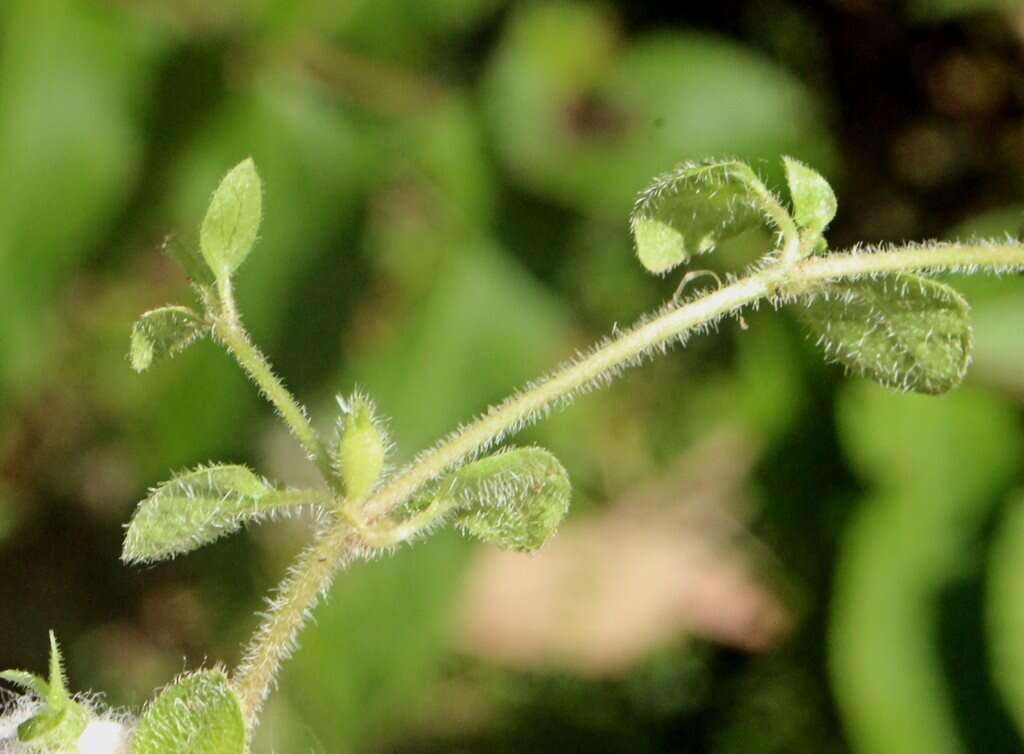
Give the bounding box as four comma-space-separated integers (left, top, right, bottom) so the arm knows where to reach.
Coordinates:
360, 241, 1024, 522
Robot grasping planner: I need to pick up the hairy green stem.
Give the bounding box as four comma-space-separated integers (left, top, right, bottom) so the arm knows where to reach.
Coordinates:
232, 523, 360, 726
214, 281, 340, 493
235, 240, 1024, 727
360, 241, 1024, 523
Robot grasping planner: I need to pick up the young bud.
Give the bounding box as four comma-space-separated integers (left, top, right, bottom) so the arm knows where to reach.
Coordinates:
335, 393, 389, 504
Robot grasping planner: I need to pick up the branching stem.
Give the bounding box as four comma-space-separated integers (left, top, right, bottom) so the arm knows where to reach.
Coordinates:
232, 240, 1024, 727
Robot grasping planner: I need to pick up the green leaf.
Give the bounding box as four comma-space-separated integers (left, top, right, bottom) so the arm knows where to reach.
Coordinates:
17, 706, 69, 744
132, 669, 246, 754
444, 447, 571, 552
335, 393, 390, 503
630, 158, 789, 275
783, 155, 836, 244
797, 273, 972, 395
123, 464, 320, 564
130, 306, 208, 373
0, 670, 49, 699
199, 158, 263, 282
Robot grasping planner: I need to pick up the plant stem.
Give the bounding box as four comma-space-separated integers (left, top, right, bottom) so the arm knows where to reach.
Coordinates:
360, 241, 1024, 523
232, 523, 361, 725
234, 240, 1024, 726
214, 280, 341, 493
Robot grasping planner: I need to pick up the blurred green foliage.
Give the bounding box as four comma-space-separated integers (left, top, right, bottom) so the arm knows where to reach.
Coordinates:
1, 1, 1023, 753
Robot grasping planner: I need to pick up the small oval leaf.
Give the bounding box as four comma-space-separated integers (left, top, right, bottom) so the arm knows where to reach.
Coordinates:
335, 393, 389, 504
132, 670, 246, 754
630, 158, 789, 275
123, 464, 320, 564
130, 306, 207, 373
797, 273, 972, 394
199, 158, 262, 282
447, 447, 571, 552
783, 155, 836, 244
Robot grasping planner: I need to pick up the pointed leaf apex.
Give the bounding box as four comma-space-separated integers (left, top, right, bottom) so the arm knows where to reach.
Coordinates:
47, 631, 67, 707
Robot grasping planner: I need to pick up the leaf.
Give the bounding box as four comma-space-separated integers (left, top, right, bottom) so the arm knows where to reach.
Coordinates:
630, 158, 788, 275
335, 393, 389, 504
199, 158, 263, 282
797, 273, 973, 395
123, 464, 320, 564
443, 447, 571, 552
0, 670, 49, 699
16, 706, 70, 744
132, 669, 246, 754
783, 155, 836, 244
130, 306, 208, 373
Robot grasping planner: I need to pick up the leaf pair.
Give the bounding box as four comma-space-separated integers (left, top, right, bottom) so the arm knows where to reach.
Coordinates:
629, 155, 972, 394
130, 159, 264, 374
0, 632, 89, 749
